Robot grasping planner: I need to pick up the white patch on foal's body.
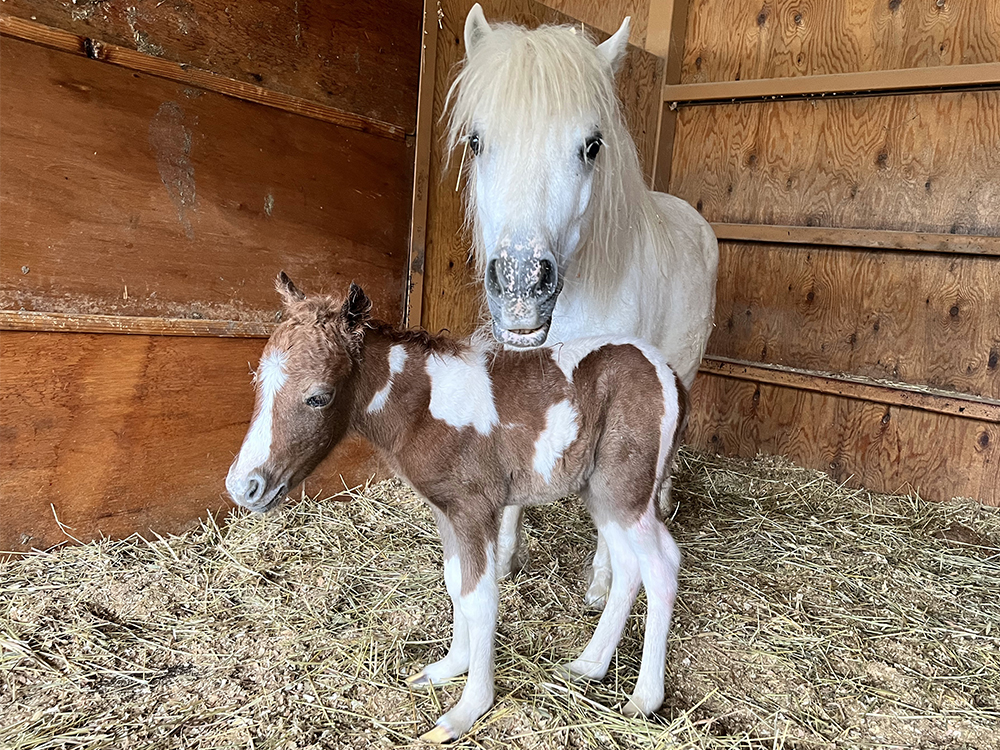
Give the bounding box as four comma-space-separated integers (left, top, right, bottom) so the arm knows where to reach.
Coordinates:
532, 399, 579, 483
367, 345, 408, 414
226, 350, 288, 496
425, 348, 499, 435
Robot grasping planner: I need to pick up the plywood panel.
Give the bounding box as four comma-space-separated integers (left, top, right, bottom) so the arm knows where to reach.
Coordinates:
681, 0, 1000, 84
421, 0, 664, 336
687, 373, 999, 506
4, 0, 423, 131
711, 242, 1000, 399
0, 332, 384, 554
0, 38, 412, 324
541, 0, 649, 46
670, 91, 1000, 235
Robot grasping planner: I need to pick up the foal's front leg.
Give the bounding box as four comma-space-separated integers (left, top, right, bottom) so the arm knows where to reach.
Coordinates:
407, 508, 470, 686
421, 531, 499, 743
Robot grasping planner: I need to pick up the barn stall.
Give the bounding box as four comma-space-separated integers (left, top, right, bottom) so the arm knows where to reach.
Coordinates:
2, 0, 999, 747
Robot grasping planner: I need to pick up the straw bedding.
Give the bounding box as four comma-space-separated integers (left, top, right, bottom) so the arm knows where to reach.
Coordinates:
3, 449, 999, 749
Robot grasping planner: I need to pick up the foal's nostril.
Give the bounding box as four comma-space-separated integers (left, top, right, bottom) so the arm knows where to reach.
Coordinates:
246, 478, 260, 500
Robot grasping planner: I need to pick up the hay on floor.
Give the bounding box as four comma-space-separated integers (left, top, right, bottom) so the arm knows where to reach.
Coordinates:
2, 448, 999, 749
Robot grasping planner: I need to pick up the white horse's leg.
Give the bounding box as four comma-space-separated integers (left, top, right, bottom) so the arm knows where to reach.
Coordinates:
496, 505, 528, 578
623, 507, 680, 717
562, 523, 640, 680
584, 529, 613, 610
422, 544, 498, 743
407, 510, 470, 686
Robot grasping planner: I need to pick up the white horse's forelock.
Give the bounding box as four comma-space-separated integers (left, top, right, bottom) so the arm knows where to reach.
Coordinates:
444, 21, 673, 312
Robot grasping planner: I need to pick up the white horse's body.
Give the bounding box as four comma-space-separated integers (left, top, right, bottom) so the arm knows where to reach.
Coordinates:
449, 6, 719, 606
548, 192, 717, 388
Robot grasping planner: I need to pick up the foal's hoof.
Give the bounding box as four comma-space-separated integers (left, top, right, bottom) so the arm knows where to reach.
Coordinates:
583, 580, 609, 611
420, 723, 457, 744
622, 694, 659, 718
405, 671, 431, 687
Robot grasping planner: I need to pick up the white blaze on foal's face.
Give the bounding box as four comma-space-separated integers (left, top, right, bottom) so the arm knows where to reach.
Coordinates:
226, 349, 289, 506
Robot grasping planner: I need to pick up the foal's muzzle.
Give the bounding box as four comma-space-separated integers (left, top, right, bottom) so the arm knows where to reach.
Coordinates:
485, 241, 561, 349
226, 466, 287, 513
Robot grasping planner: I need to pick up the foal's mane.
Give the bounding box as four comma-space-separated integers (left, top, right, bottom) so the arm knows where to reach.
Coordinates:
444, 21, 670, 311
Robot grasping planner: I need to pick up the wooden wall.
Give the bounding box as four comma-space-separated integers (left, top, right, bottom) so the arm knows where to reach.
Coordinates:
0, 0, 424, 552
660, 0, 1000, 504
417, 0, 665, 336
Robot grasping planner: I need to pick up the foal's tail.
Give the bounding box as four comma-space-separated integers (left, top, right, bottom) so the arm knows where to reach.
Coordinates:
655, 372, 690, 522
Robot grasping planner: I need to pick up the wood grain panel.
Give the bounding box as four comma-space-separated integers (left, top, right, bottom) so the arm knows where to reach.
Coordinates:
421, 0, 664, 336
670, 91, 1000, 235
681, 0, 1000, 84
540, 0, 649, 46
688, 373, 999, 506
0, 38, 412, 324
710, 242, 1000, 399
0, 332, 385, 554
4, 0, 423, 132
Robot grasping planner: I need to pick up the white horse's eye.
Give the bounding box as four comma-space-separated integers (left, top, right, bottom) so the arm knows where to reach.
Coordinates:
305, 392, 334, 409
469, 132, 482, 156
582, 135, 602, 163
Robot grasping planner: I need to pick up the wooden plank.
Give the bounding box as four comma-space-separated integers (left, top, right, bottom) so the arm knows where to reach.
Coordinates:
0, 332, 386, 554
711, 223, 1000, 257
2, 0, 423, 133
421, 0, 665, 336
0, 16, 406, 141
0, 310, 274, 337
680, 0, 1000, 85
701, 357, 1000, 423
0, 37, 413, 325
649, 0, 689, 191
404, 0, 440, 328
664, 62, 1000, 103
539, 0, 650, 47
688, 372, 999, 506
670, 91, 1000, 236
710, 242, 1000, 400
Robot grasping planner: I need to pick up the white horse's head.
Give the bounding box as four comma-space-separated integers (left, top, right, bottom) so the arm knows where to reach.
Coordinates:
447, 5, 639, 348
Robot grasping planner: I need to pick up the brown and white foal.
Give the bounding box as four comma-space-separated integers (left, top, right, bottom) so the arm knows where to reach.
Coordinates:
226, 274, 687, 743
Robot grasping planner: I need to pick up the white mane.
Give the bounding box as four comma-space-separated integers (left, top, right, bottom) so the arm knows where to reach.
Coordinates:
444, 22, 672, 311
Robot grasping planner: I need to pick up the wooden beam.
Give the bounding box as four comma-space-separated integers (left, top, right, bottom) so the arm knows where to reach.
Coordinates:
650, 0, 691, 192
711, 224, 1000, 257
664, 62, 1000, 105
700, 357, 1000, 423
0, 14, 408, 141
0, 310, 276, 338
404, 0, 438, 328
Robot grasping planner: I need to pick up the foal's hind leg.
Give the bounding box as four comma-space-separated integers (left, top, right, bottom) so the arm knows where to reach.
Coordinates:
561, 521, 640, 681
622, 503, 680, 717
584, 530, 613, 610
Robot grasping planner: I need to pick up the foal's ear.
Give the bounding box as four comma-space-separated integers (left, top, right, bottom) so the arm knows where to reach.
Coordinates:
464, 3, 491, 57
341, 283, 372, 334
276, 271, 306, 306
596, 16, 630, 74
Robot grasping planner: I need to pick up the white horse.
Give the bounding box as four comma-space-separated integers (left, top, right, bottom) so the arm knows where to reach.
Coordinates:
446, 5, 719, 606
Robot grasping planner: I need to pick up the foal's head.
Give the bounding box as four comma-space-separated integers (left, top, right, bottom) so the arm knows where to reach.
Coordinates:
225, 273, 371, 512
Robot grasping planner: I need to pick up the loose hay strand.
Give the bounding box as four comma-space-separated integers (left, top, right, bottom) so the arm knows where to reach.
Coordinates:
2, 449, 999, 749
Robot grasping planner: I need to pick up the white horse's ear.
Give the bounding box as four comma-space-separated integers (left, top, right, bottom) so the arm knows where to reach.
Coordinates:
596, 16, 631, 74
465, 3, 491, 57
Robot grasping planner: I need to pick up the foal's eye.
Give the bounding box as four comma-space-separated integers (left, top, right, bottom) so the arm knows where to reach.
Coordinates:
305, 392, 333, 409
468, 132, 482, 156
581, 135, 603, 163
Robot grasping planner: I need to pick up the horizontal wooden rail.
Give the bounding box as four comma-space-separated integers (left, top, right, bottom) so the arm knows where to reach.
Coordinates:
711, 224, 1000, 257
664, 62, 1000, 105
0, 15, 407, 141
700, 357, 1000, 423
0, 310, 276, 338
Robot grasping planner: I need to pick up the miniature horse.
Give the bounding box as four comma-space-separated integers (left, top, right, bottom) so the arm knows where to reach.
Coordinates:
226, 274, 687, 743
